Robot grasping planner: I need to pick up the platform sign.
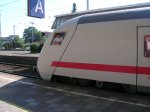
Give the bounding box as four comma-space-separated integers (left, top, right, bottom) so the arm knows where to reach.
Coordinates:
28, 0, 45, 18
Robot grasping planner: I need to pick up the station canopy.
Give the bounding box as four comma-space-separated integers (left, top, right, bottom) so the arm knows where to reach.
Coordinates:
51, 2, 150, 29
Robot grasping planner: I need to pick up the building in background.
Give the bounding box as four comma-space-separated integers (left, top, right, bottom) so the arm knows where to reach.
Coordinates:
44, 31, 51, 37
0, 35, 19, 50
1, 35, 19, 43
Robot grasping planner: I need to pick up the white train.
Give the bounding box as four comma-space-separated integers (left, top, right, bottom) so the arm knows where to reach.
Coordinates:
37, 7, 150, 92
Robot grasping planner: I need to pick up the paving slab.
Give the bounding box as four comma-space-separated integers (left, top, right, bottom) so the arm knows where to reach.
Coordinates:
0, 72, 150, 112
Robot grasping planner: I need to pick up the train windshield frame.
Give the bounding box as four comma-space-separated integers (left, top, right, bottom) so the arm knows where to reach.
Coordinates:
51, 32, 66, 45
144, 35, 150, 57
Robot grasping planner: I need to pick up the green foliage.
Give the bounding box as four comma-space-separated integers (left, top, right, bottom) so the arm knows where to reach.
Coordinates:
23, 27, 38, 43
30, 42, 44, 53
3, 42, 12, 50
0, 39, 3, 49
23, 27, 47, 43
2, 36, 24, 50
23, 27, 47, 52
12, 36, 24, 48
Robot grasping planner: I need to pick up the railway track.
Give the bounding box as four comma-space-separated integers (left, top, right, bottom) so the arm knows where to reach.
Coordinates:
0, 55, 38, 66
0, 63, 40, 79
0, 54, 40, 79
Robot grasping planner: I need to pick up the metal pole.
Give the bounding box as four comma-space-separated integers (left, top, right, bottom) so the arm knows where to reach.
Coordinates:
0, 11, 2, 50
31, 24, 33, 40
87, 0, 89, 10
13, 25, 16, 35
30, 22, 34, 43
0, 11, 1, 38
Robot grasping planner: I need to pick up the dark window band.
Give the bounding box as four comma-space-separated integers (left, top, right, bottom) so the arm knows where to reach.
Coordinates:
78, 8, 150, 24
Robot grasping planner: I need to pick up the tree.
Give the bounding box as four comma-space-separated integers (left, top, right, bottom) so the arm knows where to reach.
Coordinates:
12, 36, 24, 48
23, 27, 47, 43
34, 31, 47, 42
23, 27, 38, 43
0, 38, 3, 49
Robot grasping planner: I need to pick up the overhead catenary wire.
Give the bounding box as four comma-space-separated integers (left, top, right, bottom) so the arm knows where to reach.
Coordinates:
0, 0, 20, 7
0, 0, 126, 21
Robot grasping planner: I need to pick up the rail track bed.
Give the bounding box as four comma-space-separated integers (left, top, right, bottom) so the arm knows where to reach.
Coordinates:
0, 55, 38, 66
0, 64, 40, 79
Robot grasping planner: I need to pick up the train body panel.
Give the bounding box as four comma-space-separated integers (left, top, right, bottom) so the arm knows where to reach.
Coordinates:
54, 19, 150, 86
53, 20, 137, 85
38, 8, 150, 88
37, 17, 79, 80
137, 27, 150, 87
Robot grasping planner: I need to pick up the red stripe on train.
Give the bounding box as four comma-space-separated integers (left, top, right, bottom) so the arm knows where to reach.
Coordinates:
51, 61, 150, 75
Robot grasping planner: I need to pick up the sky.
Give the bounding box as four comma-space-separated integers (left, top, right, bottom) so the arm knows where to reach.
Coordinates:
0, 0, 150, 37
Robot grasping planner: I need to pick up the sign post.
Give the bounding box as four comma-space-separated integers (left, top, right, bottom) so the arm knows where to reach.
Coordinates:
28, 0, 45, 18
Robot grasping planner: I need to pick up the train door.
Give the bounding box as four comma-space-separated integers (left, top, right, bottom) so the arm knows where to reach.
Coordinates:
137, 27, 150, 91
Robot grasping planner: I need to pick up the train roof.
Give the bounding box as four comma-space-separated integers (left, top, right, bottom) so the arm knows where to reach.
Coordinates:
52, 3, 150, 29
78, 8, 150, 24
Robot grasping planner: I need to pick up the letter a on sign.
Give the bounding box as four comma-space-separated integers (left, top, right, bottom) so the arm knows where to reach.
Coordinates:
35, 0, 43, 14
28, 0, 45, 18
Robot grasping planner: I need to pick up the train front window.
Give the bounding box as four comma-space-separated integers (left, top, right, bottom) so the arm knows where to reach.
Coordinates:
51, 33, 65, 45
144, 35, 150, 57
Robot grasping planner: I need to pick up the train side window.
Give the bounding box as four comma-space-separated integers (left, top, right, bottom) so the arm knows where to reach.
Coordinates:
51, 33, 65, 45
144, 35, 150, 57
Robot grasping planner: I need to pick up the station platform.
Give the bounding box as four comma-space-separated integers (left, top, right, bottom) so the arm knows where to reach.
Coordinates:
0, 51, 39, 66
0, 51, 39, 57
0, 72, 150, 112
